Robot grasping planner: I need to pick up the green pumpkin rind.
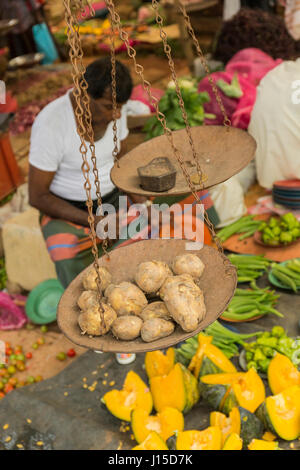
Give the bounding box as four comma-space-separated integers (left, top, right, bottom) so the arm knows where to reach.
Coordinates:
181, 364, 199, 413
239, 407, 264, 449
255, 402, 279, 437
166, 433, 177, 450
221, 389, 239, 415
198, 356, 225, 379
198, 381, 228, 411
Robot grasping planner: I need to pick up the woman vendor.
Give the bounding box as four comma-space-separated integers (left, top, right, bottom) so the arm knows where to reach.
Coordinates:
29, 58, 219, 288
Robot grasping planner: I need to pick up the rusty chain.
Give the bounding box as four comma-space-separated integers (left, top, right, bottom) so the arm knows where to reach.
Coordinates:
151, 0, 207, 187
64, 0, 107, 327
109, 12, 120, 167
104, 0, 223, 253
176, 0, 231, 128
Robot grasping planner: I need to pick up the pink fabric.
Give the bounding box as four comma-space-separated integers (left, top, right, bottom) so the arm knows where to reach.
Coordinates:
130, 84, 164, 113
226, 48, 283, 87
0, 293, 27, 330
198, 71, 255, 128
198, 48, 282, 129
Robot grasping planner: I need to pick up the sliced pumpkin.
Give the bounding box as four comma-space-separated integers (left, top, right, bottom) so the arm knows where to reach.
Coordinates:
256, 385, 300, 441
167, 427, 222, 450
188, 334, 237, 379
131, 407, 184, 444
200, 368, 265, 414
145, 348, 175, 379
222, 433, 243, 450
210, 406, 263, 448
102, 371, 152, 422
268, 353, 300, 395
262, 431, 276, 442
132, 431, 168, 450
210, 407, 240, 446
248, 439, 279, 450
150, 363, 199, 414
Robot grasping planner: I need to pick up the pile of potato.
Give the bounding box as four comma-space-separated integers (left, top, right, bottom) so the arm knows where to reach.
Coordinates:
77, 254, 206, 343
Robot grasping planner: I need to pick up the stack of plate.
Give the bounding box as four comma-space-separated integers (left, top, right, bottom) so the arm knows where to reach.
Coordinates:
272, 179, 300, 209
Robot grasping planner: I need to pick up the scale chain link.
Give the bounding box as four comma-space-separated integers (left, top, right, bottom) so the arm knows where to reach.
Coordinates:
64, 0, 109, 326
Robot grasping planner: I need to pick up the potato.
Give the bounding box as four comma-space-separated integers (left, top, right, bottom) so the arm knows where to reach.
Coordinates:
172, 254, 205, 279
77, 290, 98, 310
135, 260, 173, 294
78, 303, 117, 336
112, 315, 143, 341
140, 301, 171, 322
141, 318, 175, 343
105, 281, 148, 316
82, 265, 112, 291
159, 275, 206, 332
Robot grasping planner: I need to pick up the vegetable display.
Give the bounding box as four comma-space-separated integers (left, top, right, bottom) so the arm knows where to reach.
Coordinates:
143, 78, 215, 140
228, 254, 271, 283
150, 363, 199, 414
131, 407, 184, 444
217, 215, 262, 242
243, 326, 300, 374
210, 407, 264, 448
175, 320, 262, 364
221, 283, 283, 322
199, 368, 265, 414
268, 353, 300, 395
101, 371, 153, 422
270, 259, 300, 292
258, 213, 300, 246
256, 386, 300, 441
101, 338, 300, 449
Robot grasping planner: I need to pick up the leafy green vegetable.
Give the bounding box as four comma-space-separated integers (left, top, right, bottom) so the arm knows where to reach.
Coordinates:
216, 73, 243, 99
143, 78, 215, 140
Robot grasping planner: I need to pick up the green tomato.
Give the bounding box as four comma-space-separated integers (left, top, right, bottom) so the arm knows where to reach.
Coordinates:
7, 365, 16, 375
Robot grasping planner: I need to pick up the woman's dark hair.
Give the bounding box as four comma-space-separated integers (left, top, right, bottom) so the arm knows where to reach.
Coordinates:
213, 8, 299, 64
84, 57, 133, 103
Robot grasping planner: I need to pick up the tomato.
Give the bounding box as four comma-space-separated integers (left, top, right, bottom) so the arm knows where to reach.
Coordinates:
26, 352, 33, 359
27, 376, 35, 384
8, 377, 17, 387
40, 325, 48, 333
0, 381, 4, 391
0, 392, 5, 399
16, 381, 25, 388
35, 375, 43, 382
67, 349, 76, 358
5, 347, 13, 356
16, 354, 25, 362
16, 361, 25, 372
32, 343, 39, 350
4, 384, 14, 393
56, 352, 67, 361
7, 365, 16, 375
37, 338, 45, 346
0, 369, 7, 377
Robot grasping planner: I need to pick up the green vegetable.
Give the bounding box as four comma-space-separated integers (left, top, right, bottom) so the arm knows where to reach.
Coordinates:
228, 254, 271, 283
222, 284, 283, 321
143, 80, 214, 140
260, 213, 300, 246
216, 73, 243, 99
175, 321, 262, 365
271, 326, 285, 338
217, 216, 262, 243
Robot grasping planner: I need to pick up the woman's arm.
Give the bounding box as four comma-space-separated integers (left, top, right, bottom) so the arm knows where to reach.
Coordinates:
28, 164, 90, 226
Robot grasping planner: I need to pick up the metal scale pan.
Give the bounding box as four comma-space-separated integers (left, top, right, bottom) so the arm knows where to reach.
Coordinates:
111, 125, 257, 197
57, 240, 237, 353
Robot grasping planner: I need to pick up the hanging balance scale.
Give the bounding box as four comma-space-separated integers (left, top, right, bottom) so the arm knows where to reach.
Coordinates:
57, 0, 256, 353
